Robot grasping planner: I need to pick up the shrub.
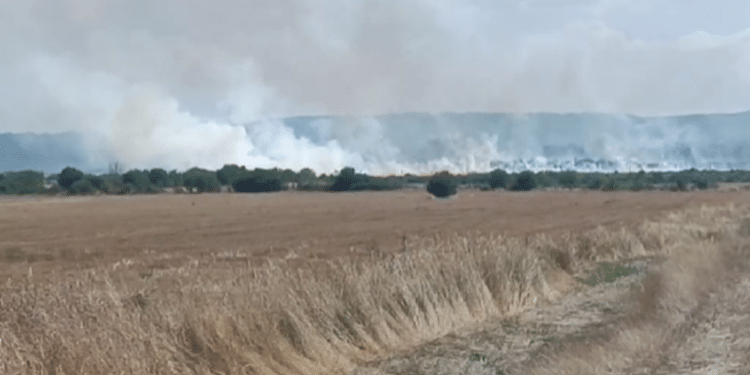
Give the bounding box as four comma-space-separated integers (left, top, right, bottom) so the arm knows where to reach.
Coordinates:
191, 175, 221, 193
330, 167, 371, 192
367, 178, 404, 191
0, 170, 46, 195
426, 172, 457, 198
602, 178, 618, 191
45, 184, 65, 196
587, 177, 605, 190
297, 168, 317, 185
233, 175, 283, 193
510, 171, 537, 191
70, 179, 96, 195
103, 179, 128, 195
674, 179, 687, 192
629, 181, 646, 191
488, 169, 509, 190
86, 175, 105, 191
217, 164, 245, 185
58, 167, 84, 190
148, 168, 169, 187
123, 170, 151, 192
559, 171, 578, 189
694, 179, 709, 190
168, 170, 183, 187
183, 168, 221, 193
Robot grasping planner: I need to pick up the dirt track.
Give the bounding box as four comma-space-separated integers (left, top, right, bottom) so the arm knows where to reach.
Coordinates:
2, 190, 750, 281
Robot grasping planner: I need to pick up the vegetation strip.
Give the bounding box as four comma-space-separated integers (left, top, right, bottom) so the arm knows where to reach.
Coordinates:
3, 163, 749, 196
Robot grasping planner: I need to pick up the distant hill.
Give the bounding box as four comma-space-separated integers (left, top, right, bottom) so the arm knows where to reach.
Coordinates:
3, 111, 750, 173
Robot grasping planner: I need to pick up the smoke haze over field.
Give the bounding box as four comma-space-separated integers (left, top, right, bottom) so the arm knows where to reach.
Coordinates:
1, 1, 749, 173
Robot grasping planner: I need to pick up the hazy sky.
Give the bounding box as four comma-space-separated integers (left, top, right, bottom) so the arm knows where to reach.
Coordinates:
1, 0, 749, 172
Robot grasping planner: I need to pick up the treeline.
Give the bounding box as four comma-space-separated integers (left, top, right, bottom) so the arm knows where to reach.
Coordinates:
453, 168, 750, 192
1, 164, 749, 196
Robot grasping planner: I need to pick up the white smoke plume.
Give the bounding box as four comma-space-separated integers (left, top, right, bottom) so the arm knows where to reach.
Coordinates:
1, 0, 749, 173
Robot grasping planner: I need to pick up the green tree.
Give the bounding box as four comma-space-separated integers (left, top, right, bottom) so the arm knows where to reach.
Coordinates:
217, 164, 245, 185
279, 169, 297, 183
123, 169, 151, 192
71, 179, 96, 195
426, 171, 457, 198
511, 171, 537, 191
587, 176, 605, 190
108, 161, 125, 175
183, 168, 220, 193
168, 170, 183, 187
85, 175, 106, 191
0, 170, 45, 195
297, 168, 317, 186
602, 178, 618, 191
558, 171, 578, 189
233, 174, 283, 193
148, 168, 169, 187
488, 169, 509, 190
330, 167, 371, 192
58, 167, 84, 190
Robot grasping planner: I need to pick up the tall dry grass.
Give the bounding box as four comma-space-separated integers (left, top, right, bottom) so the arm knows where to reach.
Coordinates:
1, 204, 746, 375
525, 204, 750, 375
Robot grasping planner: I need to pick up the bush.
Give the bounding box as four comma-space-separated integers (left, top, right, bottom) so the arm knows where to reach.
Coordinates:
426, 172, 457, 198
488, 169, 509, 190
58, 167, 84, 190
86, 175, 105, 191
168, 170, 183, 187
217, 164, 245, 185
192, 175, 221, 193
367, 178, 404, 191
183, 168, 221, 193
559, 171, 578, 189
123, 170, 152, 192
297, 168, 317, 185
602, 178, 618, 191
587, 177, 605, 190
674, 179, 688, 192
510, 171, 537, 191
0, 171, 46, 195
629, 181, 646, 191
233, 175, 283, 193
103, 179, 128, 195
148, 168, 169, 187
45, 184, 65, 196
330, 167, 371, 192
70, 179, 96, 195
694, 179, 709, 190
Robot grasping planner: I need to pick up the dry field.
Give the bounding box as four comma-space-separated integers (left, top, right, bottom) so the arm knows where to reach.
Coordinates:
1, 190, 750, 374
2, 190, 749, 281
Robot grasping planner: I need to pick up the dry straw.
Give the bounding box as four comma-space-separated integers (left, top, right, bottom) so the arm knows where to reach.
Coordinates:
1, 204, 747, 374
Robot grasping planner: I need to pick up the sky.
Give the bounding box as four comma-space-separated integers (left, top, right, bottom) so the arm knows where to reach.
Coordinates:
1, 0, 749, 173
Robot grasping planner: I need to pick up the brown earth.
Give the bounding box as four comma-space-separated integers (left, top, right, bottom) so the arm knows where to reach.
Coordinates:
2, 189, 750, 282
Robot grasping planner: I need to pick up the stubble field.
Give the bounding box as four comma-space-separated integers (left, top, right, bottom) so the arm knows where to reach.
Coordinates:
2, 189, 750, 375
2, 189, 749, 281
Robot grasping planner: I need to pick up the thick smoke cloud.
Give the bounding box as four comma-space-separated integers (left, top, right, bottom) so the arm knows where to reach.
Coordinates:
1, 0, 749, 173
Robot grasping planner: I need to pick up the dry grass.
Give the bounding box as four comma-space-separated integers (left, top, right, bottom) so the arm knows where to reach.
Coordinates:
1, 194, 749, 374
0, 233, 557, 374
2, 190, 748, 282
523, 204, 750, 375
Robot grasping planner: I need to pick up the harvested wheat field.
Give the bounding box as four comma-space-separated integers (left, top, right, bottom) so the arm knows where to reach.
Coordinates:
2, 190, 749, 280
2, 190, 750, 374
